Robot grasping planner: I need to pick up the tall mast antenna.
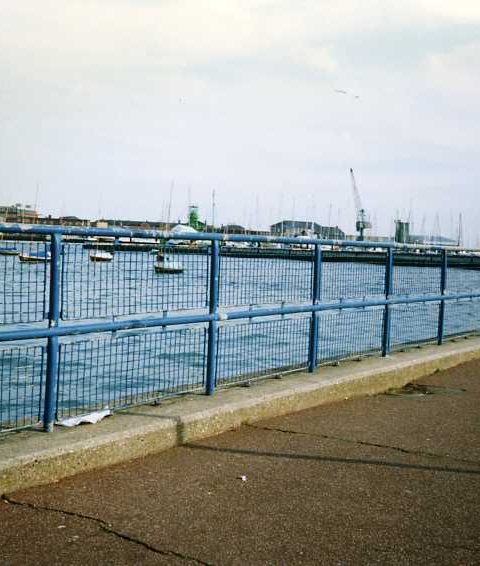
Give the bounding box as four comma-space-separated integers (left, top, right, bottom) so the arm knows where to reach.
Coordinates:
211, 189, 216, 231
457, 212, 463, 247
167, 180, 174, 227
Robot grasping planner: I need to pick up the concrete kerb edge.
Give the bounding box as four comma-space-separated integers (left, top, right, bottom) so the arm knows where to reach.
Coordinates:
1, 337, 479, 495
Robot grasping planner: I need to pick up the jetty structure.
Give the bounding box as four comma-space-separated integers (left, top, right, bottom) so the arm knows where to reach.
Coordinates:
2, 227, 479, 269
77, 239, 480, 269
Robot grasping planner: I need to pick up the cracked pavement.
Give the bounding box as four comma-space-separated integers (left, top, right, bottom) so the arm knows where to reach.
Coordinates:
1, 359, 479, 565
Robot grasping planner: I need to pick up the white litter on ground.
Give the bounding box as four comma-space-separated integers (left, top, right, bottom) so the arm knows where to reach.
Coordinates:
56, 408, 112, 427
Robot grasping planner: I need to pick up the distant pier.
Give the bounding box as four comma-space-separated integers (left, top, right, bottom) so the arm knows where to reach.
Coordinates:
81, 242, 480, 269
3, 232, 479, 269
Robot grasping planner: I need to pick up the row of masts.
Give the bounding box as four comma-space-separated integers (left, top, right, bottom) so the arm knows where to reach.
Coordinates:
5, 174, 471, 246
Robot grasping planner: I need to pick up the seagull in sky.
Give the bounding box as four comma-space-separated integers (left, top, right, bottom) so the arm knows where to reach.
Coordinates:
334, 89, 360, 99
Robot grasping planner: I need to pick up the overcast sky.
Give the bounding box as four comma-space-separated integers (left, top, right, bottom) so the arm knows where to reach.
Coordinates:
1, 1, 479, 242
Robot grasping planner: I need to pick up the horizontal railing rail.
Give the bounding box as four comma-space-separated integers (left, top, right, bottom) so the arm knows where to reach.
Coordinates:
1, 223, 479, 434
1, 291, 480, 343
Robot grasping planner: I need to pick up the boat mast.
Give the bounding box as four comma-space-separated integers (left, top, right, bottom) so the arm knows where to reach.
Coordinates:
211, 189, 216, 231
167, 180, 174, 229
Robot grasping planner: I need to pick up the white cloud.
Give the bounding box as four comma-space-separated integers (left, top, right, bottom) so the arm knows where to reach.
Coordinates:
1, 1, 478, 83
0, 0, 479, 240
415, 0, 480, 23
292, 45, 338, 73
424, 41, 480, 96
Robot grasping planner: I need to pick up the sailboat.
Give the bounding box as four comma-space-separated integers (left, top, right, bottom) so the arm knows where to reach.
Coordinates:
154, 252, 184, 274
89, 197, 114, 262
89, 249, 113, 262
18, 225, 51, 262
19, 247, 51, 263
0, 242, 19, 256
17, 190, 50, 262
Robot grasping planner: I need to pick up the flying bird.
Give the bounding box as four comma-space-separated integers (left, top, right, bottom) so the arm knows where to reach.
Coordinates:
334, 88, 360, 99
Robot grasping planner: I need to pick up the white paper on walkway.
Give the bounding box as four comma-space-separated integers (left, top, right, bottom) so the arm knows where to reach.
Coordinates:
56, 408, 112, 427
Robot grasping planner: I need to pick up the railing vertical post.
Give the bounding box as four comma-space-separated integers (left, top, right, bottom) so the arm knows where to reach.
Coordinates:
206, 239, 220, 395
308, 244, 322, 372
43, 233, 62, 432
382, 247, 394, 357
437, 249, 448, 345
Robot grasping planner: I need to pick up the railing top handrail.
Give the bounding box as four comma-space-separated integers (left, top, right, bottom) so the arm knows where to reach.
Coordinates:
0, 222, 467, 252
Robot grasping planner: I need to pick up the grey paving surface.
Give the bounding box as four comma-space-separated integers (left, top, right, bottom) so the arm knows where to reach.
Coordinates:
1, 360, 479, 565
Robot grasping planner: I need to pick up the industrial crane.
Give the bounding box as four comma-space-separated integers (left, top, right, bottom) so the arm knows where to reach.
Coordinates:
349, 168, 372, 241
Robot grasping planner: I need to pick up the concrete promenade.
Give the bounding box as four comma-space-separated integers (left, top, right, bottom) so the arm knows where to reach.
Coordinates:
0, 343, 479, 564
2, 337, 480, 496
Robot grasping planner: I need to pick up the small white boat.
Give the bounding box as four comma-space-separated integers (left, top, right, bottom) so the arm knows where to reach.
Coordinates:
154, 254, 184, 274
89, 250, 113, 262
19, 251, 51, 263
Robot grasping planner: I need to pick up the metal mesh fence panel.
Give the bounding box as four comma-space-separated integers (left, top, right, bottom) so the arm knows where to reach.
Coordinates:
446, 267, 480, 295
317, 307, 384, 363
219, 254, 312, 307
5, 225, 480, 435
390, 302, 440, 349
0, 240, 49, 324
393, 264, 440, 296
0, 344, 44, 431
61, 243, 209, 319
216, 316, 310, 385
321, 261, 385, 301
444, 298, 480, 337
56, 327, 206, 418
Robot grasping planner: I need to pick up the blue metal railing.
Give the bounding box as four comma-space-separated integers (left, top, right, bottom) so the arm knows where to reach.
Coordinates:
1, 222, 480, 433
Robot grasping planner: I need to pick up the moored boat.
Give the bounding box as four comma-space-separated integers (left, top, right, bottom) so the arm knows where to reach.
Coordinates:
89, 250, 113, 262
154, 254, 184, 274
0, 246, 19, 256
19, 251, 51, 263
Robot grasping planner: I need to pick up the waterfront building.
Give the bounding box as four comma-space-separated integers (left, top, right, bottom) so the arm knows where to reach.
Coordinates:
270, 220, 345, 239
221, 224, 246, 234
409, 234, 457, 246
37, 215, 90, 227
0, 203, 39, 223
